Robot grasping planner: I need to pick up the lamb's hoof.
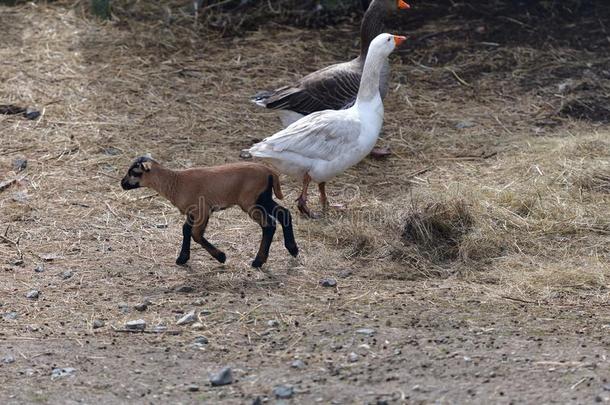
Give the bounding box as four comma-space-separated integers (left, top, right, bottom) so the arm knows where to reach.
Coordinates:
287, 244, 299, 257
251, 258, 265, 268
176, 255, 189, 265
215, 252, 227, 264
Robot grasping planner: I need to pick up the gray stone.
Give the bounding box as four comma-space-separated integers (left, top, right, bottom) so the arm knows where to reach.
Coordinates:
193, 336, 208, 345
134, 302, 148, 312
291, 359, 305, 369
34, 265, 44, 273
348, 352, 359, 363
338, 269, 352, 278
186, 384, 199, 392
92, 319, 105, 329
177, 310, 196, 326
319, 278, 337, 287
61, 271, 74, 280
25, 290, 39, 299
355, 328, 375, 336
24, 108, 40, 120
191, 322, 204, 330
125, 319, 146, 331
118, 303, 129, 313
3, 312, 18, 321
12, 158, 27, 172
102, 146, 121, 156
456, 120, 475, 129
3, 354, 15, 364
12, 191, 27, 203
175, 285, 194, 293
51, 367, 76, 379
267, 319, 279, 327
273, 385, 294, 399
154, 325, 167, 333
210, 366, 232, 386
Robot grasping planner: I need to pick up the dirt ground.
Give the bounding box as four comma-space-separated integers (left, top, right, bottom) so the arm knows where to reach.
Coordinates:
1, 1, 610, 404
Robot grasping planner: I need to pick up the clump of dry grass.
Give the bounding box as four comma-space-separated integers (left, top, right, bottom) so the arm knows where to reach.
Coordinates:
573, 168, 610, 194
401, 199, 473, 264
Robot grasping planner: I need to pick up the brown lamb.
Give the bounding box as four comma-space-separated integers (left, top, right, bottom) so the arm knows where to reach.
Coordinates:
120, 156, 298, 268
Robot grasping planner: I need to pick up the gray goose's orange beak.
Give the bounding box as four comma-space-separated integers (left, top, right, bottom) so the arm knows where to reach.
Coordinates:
397, 0, 411, 10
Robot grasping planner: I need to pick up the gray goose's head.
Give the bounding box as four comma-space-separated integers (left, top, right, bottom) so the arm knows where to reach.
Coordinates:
360, 0, 410, 57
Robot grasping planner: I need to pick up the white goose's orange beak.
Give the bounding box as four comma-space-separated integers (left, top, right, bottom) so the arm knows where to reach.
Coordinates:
397, 0, 410, 10
394, 35, 407, 46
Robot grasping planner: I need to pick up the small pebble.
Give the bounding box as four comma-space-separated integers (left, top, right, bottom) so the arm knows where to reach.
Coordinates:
193, 336, 208, 345
102, 146, 121, 156
125, 319, 146, 331
24, 108, 40, 120
92, 319, 105, 329
191, 322, 204, 330
456, 120, 475, 129
291, 359, 305, 369
355, 328, 375, 336
267, 319, 279, 327
177, 310, 196, 325
27, 324, 39, 332
3, 355, 15, 364
61, 271, 74, 280
348, 352, 359, 363
3, 312, 18, 321
210, 366, 233, 386
12, 191, 28, 203
186, 384, 199, 392
25, 290, 39, 300
134, 302, 149, 312
273, 385, 294, 399
319, 278, 337, 288
118, 303, 129, 313
34, 264, 44, 273
12, 158, 27, 172
175, 285, 194, 293
192, 298, 206, 306
51, 367, 76, 379
338, 269, 352, 278
154, 325, 167, 333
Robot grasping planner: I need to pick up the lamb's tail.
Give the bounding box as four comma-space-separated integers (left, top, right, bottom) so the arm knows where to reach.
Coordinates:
269, 173, 283, 200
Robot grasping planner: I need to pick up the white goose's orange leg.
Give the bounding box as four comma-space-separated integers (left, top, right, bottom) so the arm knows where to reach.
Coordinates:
318, 182, 329, 210
296, 174, 316, 218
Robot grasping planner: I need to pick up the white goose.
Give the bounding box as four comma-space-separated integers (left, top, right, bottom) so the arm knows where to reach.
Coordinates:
248, 33, 406, 217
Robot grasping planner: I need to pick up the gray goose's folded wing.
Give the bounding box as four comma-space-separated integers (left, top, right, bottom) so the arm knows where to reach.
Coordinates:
252, 61, 362, 116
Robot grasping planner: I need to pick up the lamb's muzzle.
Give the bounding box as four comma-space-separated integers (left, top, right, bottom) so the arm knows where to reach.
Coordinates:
120, 156, 298, 268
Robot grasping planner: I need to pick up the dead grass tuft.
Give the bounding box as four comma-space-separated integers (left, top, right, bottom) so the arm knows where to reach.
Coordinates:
401, 199, 474, 264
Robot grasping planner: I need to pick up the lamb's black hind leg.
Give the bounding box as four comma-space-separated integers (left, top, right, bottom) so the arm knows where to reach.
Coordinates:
270, 201, 298, 257
176, 215, 193, 265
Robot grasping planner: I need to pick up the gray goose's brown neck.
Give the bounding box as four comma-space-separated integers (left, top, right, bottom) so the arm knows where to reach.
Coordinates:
359, 1, 388, 58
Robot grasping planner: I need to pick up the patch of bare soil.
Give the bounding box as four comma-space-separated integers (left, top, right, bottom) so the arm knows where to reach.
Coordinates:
1, 1, 609, 404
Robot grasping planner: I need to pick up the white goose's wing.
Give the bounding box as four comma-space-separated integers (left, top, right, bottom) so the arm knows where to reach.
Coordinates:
249, 109, 360, 162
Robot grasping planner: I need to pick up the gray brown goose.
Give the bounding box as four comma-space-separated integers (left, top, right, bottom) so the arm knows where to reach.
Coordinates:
251, 0, 410, 127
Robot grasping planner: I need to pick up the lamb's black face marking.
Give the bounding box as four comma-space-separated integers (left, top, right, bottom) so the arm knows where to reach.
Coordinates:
120, 156, 153, 190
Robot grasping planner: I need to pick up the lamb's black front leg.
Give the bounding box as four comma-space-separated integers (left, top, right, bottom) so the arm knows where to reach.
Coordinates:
176, 215, 193, 265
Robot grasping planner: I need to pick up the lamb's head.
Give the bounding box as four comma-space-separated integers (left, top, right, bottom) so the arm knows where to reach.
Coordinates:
121, 155, 155, 190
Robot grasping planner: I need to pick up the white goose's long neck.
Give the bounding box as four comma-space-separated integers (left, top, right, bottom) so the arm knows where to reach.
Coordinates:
356, 49, 385, 104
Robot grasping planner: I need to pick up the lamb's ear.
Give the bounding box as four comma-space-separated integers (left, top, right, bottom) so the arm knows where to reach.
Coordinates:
142, 161, 152, 172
